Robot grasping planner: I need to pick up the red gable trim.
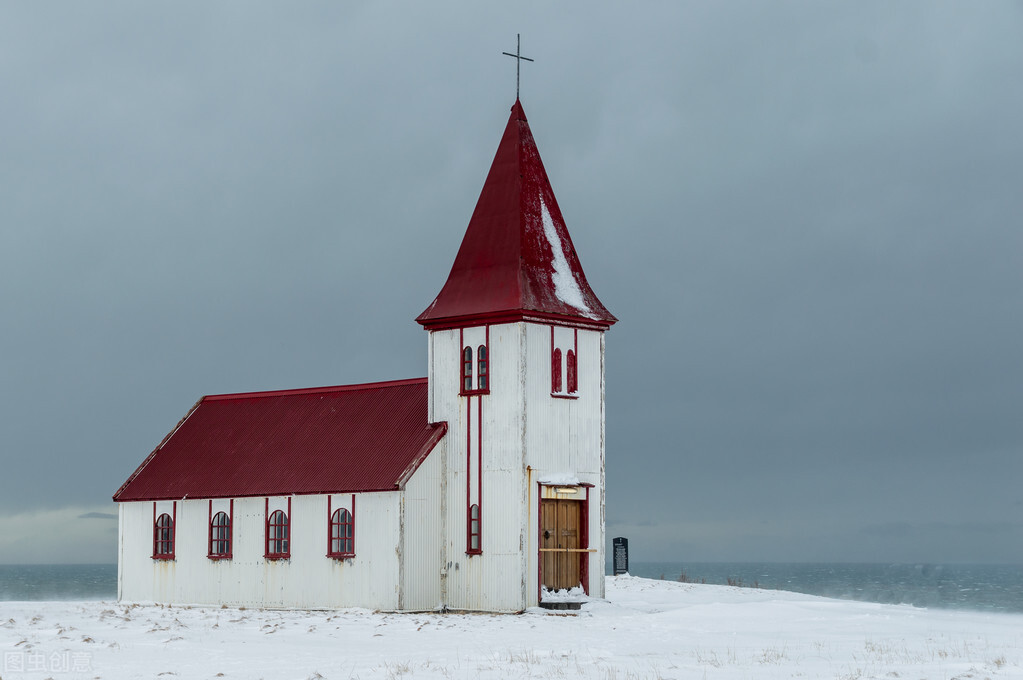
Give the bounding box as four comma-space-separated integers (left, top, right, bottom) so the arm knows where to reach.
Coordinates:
418, 310, 615, 332
111, 398, 203, 503
201, 377, 429, 402
395, 421, 448, 490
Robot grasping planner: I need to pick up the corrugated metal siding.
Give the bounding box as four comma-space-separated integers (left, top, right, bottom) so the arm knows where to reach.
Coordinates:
522, 324, 605, 603
114, 379, 445, 502
429, 323, 530, 612
400, 442, 444, 610
523, 325, 602, 477
119, 493, 402, 609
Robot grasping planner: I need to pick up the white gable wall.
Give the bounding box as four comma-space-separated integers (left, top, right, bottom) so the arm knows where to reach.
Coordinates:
427, 320, 606, 611
399, 437, 445, 611
523, 323, 606, 601
429, 322, 527, 611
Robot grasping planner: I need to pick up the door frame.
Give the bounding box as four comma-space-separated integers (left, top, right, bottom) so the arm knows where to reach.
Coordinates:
536, 482, 593, 602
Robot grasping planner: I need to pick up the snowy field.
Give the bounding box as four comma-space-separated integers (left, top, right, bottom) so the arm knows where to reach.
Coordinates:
2, 575, 1021, 679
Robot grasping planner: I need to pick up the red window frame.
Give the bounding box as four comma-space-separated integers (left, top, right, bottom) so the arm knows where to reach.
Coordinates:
459, 328, 491, 396
153, 510, 175, 560
477, 345, 488, 390
208, 500, 233, 560
265, 499, 291, 559
566, 349, 577, 394
461, 346, 473, 393
328, 505, 355, 558
467, 503, 481, 554
552, 348, 563, 393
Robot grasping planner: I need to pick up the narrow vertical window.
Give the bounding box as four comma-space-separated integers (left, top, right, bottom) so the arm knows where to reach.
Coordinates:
329, 508, 354, 557
462, 347, 473, 392
567, 349, 577, 394
468, 503, 481, 553
153, 513, 174, 559
552, 348, 563, 393
477, 345, 488, 391
209, 511, 231, 559
266, 510, 290, 559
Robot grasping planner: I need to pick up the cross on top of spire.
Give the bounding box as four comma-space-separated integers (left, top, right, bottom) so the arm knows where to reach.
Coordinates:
502, 34, 534, 100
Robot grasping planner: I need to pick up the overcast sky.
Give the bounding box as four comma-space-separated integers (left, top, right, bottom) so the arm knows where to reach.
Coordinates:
1, 2, 1020, 565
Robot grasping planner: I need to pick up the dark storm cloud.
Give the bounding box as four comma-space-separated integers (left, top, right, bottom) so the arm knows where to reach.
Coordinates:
1, 2, 1020, 563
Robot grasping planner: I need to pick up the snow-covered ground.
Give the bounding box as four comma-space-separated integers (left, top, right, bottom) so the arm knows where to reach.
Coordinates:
2, 575, 1021, 679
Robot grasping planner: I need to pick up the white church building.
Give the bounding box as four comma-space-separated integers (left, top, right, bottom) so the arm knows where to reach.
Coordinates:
113, 100, 617, 612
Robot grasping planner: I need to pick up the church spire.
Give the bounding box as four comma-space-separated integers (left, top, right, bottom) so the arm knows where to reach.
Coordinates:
417, 101, 616, 330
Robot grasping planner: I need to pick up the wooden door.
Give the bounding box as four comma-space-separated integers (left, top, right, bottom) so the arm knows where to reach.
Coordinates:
541, 499, 581, 591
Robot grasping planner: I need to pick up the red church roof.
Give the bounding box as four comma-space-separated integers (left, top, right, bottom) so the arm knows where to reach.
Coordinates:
112, 379, 446, 502
417, 100, 616, 330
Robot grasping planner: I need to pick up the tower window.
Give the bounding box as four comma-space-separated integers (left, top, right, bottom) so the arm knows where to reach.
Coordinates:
567, 349, 577, 394
552, 348, 563, 393
462, 347, 473, 392
468, 503, 481, 553
153, 513, 174, 559
209, 511, 231, 559
477, 345, 488, 390
266, 509, 290, 559
329, 507, 355, 557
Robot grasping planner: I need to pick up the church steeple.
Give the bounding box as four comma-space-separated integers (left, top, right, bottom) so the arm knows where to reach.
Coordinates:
417, 100, 616, 330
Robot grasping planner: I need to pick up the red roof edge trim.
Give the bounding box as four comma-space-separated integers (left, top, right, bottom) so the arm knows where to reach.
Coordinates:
112, 398, 204, 502
419, 310, 615, 332
202, 377, 428, 402
114, 487, 417, 503
395, 421, 448, 490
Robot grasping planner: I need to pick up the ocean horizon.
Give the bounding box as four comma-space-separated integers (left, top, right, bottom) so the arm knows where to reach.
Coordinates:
2, 562, 1021, 613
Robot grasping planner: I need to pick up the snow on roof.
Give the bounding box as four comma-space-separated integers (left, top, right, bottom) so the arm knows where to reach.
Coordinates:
539, 195, 592, 316
417, 100, 616, 330
537, 472, 581, 486
112, 378, 446, 502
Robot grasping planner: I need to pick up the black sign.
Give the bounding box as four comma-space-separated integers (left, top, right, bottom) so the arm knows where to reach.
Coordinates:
612, 537, 629, 575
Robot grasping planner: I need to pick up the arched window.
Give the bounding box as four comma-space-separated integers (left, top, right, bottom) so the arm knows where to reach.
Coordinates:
266, 509, 289, 558
209, 511, 231, 559
329, 508, 354, 557
462, 347, 473, 392
551, 348, 563, 393
153, 513, 174, 559
468, 503, 481, 553
566, 349, 577, 394
477, 345, 488, 390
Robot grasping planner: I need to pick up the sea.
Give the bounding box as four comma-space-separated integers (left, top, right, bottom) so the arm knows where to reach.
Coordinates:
626, 562, 1023, 614
1, 562, 1022, 614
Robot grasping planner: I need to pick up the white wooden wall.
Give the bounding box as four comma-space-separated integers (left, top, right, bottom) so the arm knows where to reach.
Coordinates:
523, 322, 606, 601
400, 439, 445, 611
118, 492, 401, 609
427, 320, 606, 611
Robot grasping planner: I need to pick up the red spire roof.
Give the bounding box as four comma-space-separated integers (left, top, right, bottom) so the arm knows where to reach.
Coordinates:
417, 100, 616, 329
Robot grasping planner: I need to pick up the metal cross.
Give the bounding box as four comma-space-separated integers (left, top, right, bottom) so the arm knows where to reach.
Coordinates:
502, 34, 534, 100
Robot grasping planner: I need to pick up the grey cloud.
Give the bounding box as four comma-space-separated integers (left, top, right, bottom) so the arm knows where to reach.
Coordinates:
1, 1, 1021, 565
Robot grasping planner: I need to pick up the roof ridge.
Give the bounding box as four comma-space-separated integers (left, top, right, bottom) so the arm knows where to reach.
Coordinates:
202, 377, 428, 402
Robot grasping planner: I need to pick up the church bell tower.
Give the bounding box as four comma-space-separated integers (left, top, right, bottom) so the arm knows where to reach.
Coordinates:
418, 100, 616, 611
